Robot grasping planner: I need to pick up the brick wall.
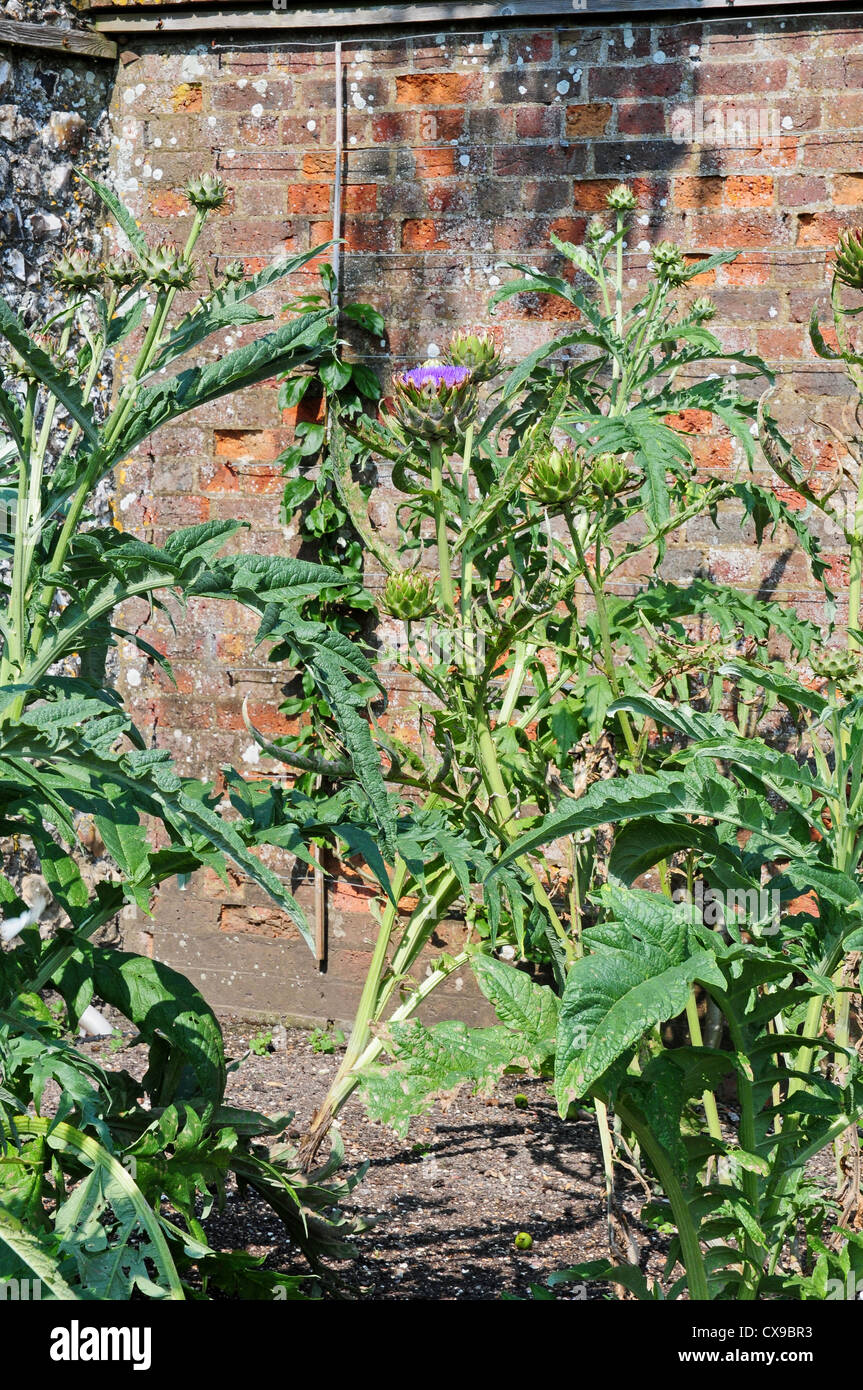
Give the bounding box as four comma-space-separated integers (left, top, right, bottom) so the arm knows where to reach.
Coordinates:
107, 12, 859, 1020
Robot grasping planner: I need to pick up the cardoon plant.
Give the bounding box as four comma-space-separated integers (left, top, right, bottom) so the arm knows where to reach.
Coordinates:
264, 187, 822, 1174
0, 173, 385, 1297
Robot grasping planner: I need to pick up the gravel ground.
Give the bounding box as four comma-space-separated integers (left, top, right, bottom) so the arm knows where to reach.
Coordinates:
86, 1018, 667, 1301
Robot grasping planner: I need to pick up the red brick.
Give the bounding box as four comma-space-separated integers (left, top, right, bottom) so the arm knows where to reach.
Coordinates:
590, 63, 684, 99
509, 32, 554, 64
797, 212, 846, 248
778, 174, 829, 208
148, 189, 190, 218
201, 459, 239, 494
516, 105, 562, 139
402, 218, 449, 250
219, 904, 301, 939
697, 60, 788, 96
721, 257, 772, 288
564, 103, 613, 138
833, 173, 863, 206
617, 102, 666, 136
211, 78, 292, 111
371, 111, 417, 142
690, 437, 736, 473
755, 326, 806, 359
664, 409, 715, 435
413, 146, 457, 178
172, 82, 202, 113
395, 72, 482, 105
303, 151, 336, 177
287, 182, 331, 214
673, 176, 724, 210
574, 176, 664, 211
344, 183, 377, 213
725, 175, 774, 208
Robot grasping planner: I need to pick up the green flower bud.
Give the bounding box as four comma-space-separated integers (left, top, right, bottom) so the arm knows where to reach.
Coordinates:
387, 363, 477, 444
651, 241, 687, 287
691, 296, 716, 322
4, 332, 60, 386
811, 647, 863, 685
223, 259, 245, 282
443, 329, 502, 383
606, 183, 637, 212
141, 242, 195, 290
528, 443, 582, 505
590, 452, 630, 498
586, 214, 607, 243
51, 247, 101, 290
185, 172, 228, 211
103, 252, 142, 288
834, 227, 863, 291
381, 569, 435, 621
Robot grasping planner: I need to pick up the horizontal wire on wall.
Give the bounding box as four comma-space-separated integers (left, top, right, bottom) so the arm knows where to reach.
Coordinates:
206, 10, 863, 53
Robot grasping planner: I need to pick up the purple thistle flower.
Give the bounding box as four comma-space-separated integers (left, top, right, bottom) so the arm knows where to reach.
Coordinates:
398, 364, 472, 391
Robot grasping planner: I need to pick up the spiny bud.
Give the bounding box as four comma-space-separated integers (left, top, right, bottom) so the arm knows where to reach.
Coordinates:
691, 296, 716, 322
443, 329, 502, 383
590, 452, 630, 498
528, 443, 582, 505
185, 172, 228, 211
223, 259, 244, 282
586, 215, 607, 244
4, 332, 60, 386
651, 241, 687, 287
387, 363, 477, 444
834, 227, 863, 292
606, 183, 637, 212
103, 252, 142, 288
51, 247, 101, 290
141, 242, 195, 290
811, 647, 863, 685
381, 569, 434, 621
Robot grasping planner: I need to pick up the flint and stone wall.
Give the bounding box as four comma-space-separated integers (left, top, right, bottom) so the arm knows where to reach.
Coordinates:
5, 9, 862, 1022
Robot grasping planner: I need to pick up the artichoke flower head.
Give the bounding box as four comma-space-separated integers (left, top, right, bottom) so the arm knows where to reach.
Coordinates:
382, 569, 435, 621
387, 362, 477, 443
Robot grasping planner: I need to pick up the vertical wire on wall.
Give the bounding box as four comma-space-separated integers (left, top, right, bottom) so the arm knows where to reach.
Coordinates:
331, 39, 344, 304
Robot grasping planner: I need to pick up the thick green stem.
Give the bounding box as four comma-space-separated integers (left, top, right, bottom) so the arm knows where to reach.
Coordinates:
685, 994, 724, 1148
721, 1001, 765, 1297
615, 1096, 709, 1300
333, 858, 409, 1078
565, 508, 638, 761
30, 212, 207, 660
498, 641, 529, 727
849, 463, 863, 646
430, 442, 455, 617
309, 948, 471, 1139
5, 383, 37, 681
476, 722, 574, 964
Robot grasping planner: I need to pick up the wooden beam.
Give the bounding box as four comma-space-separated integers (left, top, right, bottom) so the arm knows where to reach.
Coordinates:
0, 17, 117, 60
88, 0, 820, 39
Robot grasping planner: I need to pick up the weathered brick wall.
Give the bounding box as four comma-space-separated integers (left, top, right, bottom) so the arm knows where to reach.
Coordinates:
107, 13, 858, 1020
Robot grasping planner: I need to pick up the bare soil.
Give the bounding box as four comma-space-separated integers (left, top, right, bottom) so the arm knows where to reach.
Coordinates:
87, 1018, 669, 1301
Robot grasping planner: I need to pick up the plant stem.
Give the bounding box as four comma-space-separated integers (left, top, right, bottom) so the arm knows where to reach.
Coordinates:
564, 508, 639, 761
475, 722, 574, 964
849, 457, 863, 647
685, 994, 724, 1147
615, 1095, 710, 1300
430, 442, 455, 617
